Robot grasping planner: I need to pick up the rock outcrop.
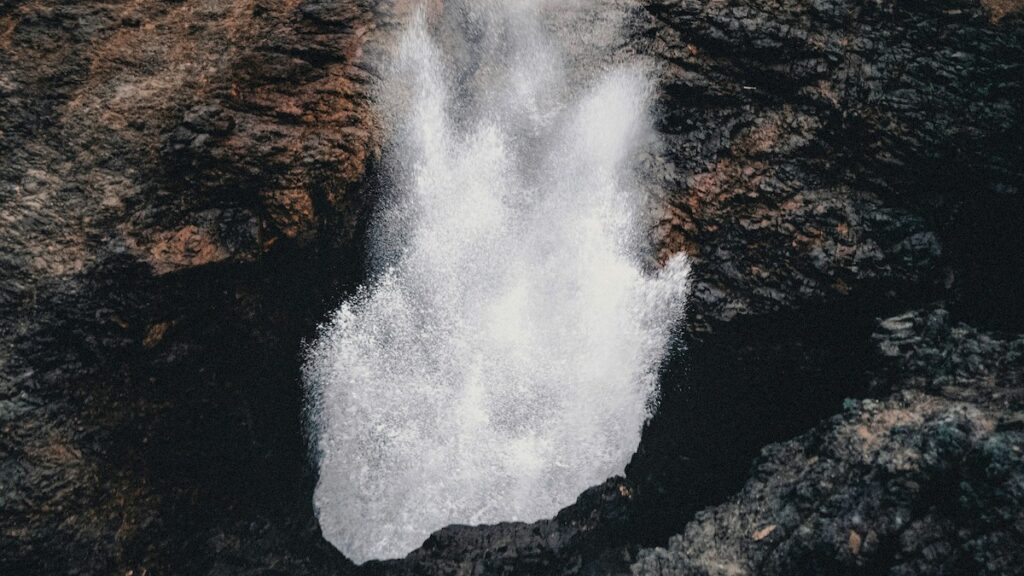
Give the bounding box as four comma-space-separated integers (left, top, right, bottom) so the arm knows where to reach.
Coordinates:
627, 0, 1024, 553
634, 310, 1024, 576
377, 0, 1024, 573
0, 0, 396, 573
2, 0, 1022, 574
643, 0, 1023, 330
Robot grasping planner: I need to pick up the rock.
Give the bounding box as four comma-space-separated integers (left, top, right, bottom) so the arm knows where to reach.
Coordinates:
142, 322, 172, 349
2, 0, 1022, 573
752, 525, 777, 542
632, 313, 1024, 576
620, 0, 1024, 571
641, 0, 1024, 331
0, 0, 403, 573
380, 479, 640, 576
871, 308, 1024, 398
848, 531, 861, 556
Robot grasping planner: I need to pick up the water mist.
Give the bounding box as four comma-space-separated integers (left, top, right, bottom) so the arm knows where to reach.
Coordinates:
304, 1, 690, 563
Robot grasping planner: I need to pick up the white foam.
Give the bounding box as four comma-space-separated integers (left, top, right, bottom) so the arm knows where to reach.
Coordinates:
304, 2, 689, 563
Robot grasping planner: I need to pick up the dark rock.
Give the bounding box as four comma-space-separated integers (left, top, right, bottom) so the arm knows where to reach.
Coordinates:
633, 312, 1024, 576
0, 0, 401, 573
377, 0, 1024, 573
642, 0, 1024, 331
378, 479, 638, 576
2, 0, 1023, 574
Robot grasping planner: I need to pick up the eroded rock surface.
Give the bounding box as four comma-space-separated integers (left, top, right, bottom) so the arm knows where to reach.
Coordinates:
626, 0, 1024, 553
0, 0, 399, 573
2, 0, 1022, 574
633, 310, 1024, 576
624, 1, 1024, 570
643, 0, 1023, 329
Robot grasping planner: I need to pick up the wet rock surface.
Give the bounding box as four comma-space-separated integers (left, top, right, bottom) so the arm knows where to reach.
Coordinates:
1, 0, 1022, 574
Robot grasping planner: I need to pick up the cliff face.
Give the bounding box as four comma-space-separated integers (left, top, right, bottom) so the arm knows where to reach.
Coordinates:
644, 0, 1023, 329
1, 0, 1022, 575
1, 1, 390, 573
628, 0, 1024, 572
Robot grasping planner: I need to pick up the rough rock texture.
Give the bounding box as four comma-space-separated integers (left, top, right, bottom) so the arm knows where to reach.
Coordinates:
626, 0, 1024, 553
633, 310, 1024, 576
2, 0, 1023, 574
627, 0, 1024, 544
0, 0, 403, 573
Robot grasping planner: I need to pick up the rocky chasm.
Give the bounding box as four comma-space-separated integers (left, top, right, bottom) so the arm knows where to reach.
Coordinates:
1, 0, 1023, 575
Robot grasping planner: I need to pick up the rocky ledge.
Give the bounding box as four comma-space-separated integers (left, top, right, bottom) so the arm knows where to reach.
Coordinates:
635, 309, 1024, 575
2, 0, 1022, 575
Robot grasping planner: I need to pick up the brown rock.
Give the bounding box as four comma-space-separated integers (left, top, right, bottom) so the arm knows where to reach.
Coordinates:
848, 530, 862, 555
752, 525, 777, 542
